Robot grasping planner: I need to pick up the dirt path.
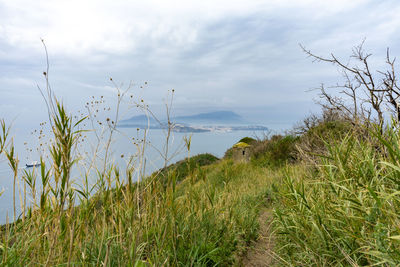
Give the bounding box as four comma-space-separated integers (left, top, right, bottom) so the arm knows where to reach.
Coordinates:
240, 209, 275, 266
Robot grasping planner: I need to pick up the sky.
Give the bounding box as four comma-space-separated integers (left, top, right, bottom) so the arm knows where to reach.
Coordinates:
1, 0, 400, 130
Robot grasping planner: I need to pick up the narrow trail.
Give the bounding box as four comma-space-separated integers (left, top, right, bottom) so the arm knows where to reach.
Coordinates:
240, 209, 275, 266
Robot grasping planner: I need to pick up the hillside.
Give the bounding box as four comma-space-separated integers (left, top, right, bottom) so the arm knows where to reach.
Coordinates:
2, 102, 400, 266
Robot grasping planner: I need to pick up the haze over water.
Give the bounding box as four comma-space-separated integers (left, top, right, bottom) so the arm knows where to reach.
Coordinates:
0, 127, 270, 224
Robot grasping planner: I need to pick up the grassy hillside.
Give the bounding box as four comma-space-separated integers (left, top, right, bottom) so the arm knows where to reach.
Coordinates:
2, 97, 400, 266
0, 154, 277, 265
0, 99, 280, 265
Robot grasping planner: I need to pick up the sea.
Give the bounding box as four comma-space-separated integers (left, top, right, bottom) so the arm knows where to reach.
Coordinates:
0, 127, 273, 224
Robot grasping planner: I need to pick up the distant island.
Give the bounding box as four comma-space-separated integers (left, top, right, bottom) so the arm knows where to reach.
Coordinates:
118, 110, 268, 133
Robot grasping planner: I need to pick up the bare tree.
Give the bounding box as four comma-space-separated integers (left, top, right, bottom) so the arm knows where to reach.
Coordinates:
301, 41, 400, 132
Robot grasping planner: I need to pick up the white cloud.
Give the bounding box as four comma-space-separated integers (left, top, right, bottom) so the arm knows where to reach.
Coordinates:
0, 0, 372, 56
1, 0, 400, 127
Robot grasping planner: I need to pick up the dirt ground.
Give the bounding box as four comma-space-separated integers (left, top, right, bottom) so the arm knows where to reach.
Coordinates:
240, 209, 275, 266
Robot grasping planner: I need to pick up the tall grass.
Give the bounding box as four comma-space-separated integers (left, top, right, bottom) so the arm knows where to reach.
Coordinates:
0, 121, 275, 266
0, 79, 275, 265
273, 125, 400, 266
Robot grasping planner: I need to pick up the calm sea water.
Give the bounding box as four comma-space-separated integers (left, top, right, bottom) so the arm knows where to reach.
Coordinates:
0, 128, 267, 224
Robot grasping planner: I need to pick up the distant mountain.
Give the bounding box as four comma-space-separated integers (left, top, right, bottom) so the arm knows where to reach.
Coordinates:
174, 111, 246, 125
120, 111, 246, 126
118, 111, 267, 132
120, 114, 158, 126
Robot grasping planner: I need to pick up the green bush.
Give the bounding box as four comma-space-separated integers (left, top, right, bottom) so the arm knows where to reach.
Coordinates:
251, 135, 299, 167
224, 135, 298, 167
238, 137, 257, 145
153, 153, 219, 187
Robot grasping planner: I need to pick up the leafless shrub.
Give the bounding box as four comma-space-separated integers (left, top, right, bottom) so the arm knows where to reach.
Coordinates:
301, 40, 400, 133
293, 109, 356, 164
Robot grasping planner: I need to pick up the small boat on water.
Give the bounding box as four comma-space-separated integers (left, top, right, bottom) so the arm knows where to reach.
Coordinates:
26, 161, 41, 168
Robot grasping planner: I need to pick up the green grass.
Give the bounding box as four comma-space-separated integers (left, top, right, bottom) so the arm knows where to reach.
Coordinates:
2, 93, 400, 266
154, 153, 219, 187
272, 126, 400, 266
251, 135, 299, 167
0, 158, 277, 266
0, 100, 278, 266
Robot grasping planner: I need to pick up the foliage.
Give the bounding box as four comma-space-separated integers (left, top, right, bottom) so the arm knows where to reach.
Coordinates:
233, 142, 250, 148
251, 135, 299, 167
273, 125, 400, 266
295, 112, 356, 163
238, 137, 257, 145
224, 135, 298, 167
224, 137, 256, 159
154, 153, 219, 187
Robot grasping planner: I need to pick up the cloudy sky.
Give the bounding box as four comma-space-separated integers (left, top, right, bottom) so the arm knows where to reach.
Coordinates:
1, 0, 400, 130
